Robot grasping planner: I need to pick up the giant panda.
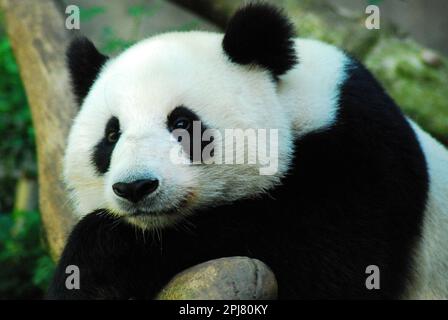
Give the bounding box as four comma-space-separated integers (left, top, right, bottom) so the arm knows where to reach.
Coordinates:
48, 3, 448, 299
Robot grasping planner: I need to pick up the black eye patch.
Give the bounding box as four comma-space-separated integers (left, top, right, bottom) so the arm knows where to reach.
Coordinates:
167, 106, 213, 163
92, 117, 120, 174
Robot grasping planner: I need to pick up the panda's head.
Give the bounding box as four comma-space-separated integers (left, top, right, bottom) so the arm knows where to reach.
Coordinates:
64, 3, 297, 229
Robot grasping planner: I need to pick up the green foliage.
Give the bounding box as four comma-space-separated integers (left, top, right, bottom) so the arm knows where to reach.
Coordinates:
101, 26, 136, 54
128, 5, 146, 18
80, 6, 106, 22
366, 38, 448, 144
98, 1, 200, 55
0, 21, 52, 299
0, 210, 55, 299
0, 19, 36, 213
127, 1, 161, 19
166, 20, 201, 33
0, 32, 35, 176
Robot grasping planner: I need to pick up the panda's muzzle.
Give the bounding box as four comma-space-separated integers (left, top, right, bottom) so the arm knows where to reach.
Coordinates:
112, 179, 159, 203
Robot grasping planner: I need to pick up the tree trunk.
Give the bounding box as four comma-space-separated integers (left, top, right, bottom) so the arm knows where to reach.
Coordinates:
2, 0, 77, 259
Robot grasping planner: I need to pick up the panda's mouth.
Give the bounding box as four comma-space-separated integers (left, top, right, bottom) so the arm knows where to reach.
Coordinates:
125, 193, 193, 217
119, 190, 197, 229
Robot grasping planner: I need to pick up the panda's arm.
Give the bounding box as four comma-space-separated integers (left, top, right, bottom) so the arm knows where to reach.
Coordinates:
47, 209, 263, 299
47, 211, 165, 299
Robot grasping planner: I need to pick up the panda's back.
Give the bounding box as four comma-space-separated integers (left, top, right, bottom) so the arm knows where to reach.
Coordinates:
273, 37, 448, 298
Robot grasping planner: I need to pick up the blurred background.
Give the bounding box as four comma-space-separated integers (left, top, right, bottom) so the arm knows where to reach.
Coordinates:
0, 0, 447, 299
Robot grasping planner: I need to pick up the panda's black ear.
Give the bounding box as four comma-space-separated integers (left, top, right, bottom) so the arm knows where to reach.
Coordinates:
66, 37, 109, 105
222, 3, 297, 77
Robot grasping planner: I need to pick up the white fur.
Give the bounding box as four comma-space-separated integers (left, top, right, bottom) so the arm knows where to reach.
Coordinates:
403, 120, 448, 299
278, 39, 349, 136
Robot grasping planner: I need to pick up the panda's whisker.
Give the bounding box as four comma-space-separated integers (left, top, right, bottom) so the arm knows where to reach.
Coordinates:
155, 222, 162, 243
177, 218, 196, 235
109, 219, 121, 232
141, 228, 147, 245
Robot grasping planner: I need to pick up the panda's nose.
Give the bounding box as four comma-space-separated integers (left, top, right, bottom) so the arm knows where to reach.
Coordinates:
112, 179, 159, 203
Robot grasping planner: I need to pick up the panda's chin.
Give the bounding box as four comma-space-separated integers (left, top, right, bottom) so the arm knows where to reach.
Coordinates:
124, 211, 184, 230
132, 209, 178, 217
120, 203, 187, 229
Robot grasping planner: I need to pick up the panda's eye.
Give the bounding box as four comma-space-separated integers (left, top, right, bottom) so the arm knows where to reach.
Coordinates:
107, 130, 120, 144
173, 117, 192, 131
105, 117, 120, 144
167, 106, 199, 133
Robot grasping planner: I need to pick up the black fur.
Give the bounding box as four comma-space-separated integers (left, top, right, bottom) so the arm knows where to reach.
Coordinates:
92, 117, 120, 174
67, 37, 109, 105
222, 3, 297, 77
49, 57, 428, 299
